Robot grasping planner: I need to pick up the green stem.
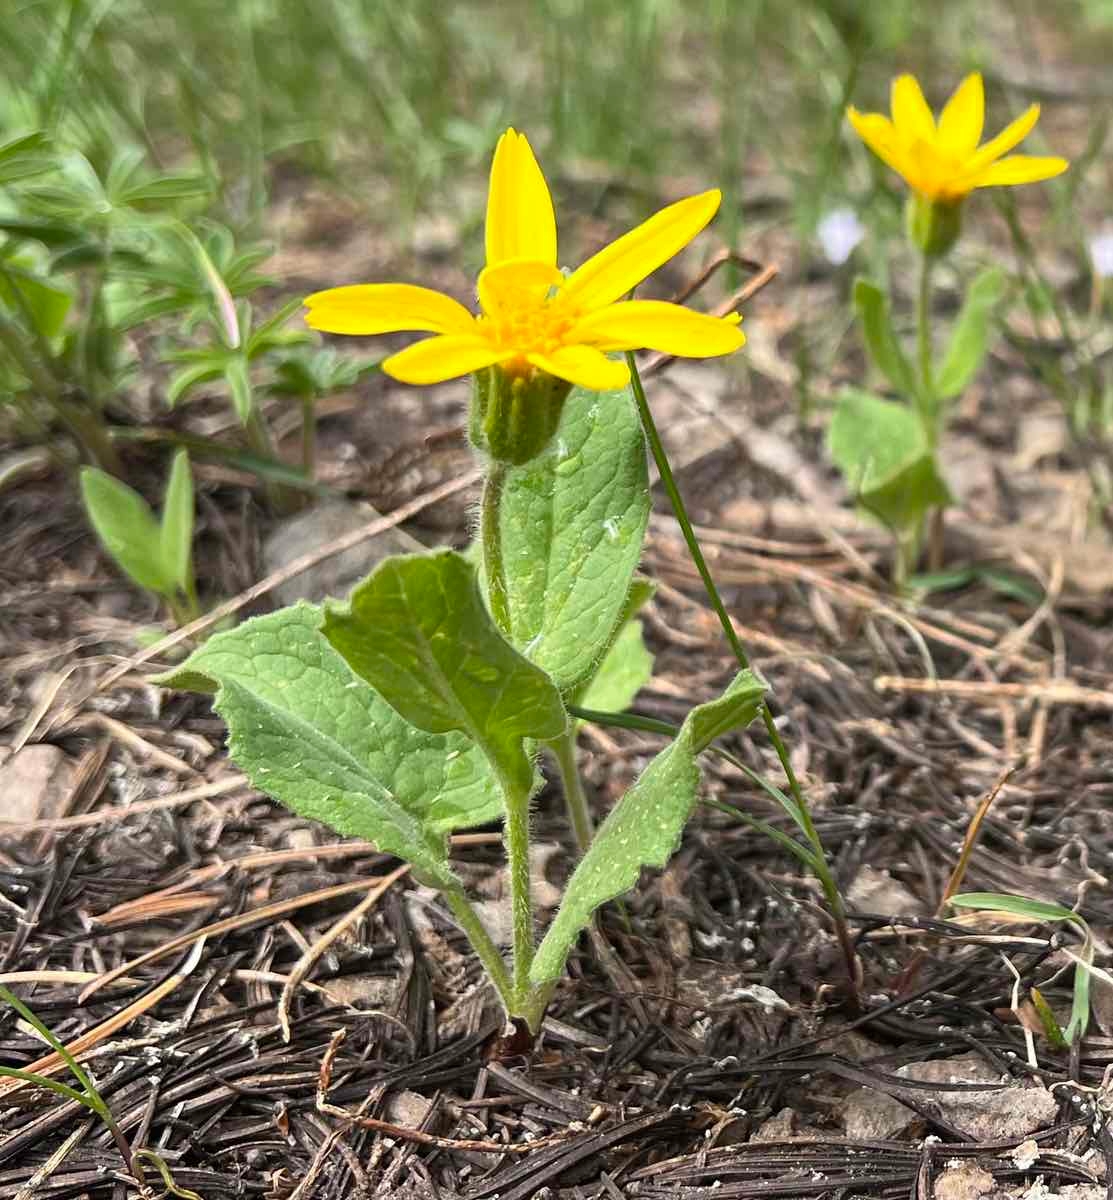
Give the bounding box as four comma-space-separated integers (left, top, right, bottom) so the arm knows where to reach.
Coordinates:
501, 772, 534, 1006
244, 406, 290, 513
481, 462, 511, 634
444, 887, 513, 1008
915, 254, 936, 442
549, 728, 593, 853
0, 310, 121, 474
625, 352, 859, 1003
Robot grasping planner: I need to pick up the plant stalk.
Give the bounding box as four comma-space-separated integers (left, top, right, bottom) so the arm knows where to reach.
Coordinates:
626, 351, 859, 1005
0, 311, 121, 475
549, 727, 593, 853
480, 462, 511, 634
444, 887, 513, 1007
500, 773, 534, 1007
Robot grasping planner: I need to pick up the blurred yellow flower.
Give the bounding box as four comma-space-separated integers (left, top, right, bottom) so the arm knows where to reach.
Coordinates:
847, 73, 1068, 203
305, 129, 744, 392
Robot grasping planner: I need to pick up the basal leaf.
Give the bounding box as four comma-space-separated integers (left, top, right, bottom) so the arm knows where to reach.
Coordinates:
936, 267, 1006, 400
323, 551, 567, 797
159, 449, 194, 594
828, 388, 951, 534
80, 467, 176, 596
531, 670, 766, 988
157, 604, 502, 870
853, 277, 917, 397
499, 385, 650, 694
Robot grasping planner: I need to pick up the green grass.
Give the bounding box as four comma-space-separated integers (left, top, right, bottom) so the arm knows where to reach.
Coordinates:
2, 0, 1067, 236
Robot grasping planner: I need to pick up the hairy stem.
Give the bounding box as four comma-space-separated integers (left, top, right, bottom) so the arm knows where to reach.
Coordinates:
626, 351, 859, 1005
444, 887, 513, 1007
480, 462, 511, 634
549, 727, 593, 853
501, 774, 534, 1006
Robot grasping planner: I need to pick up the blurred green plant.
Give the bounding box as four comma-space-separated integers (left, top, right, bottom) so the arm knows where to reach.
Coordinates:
80, 448, 199, 625
834, 72, 1068, 583
0, 985, 201, 1199
950, 892, 1097, 1045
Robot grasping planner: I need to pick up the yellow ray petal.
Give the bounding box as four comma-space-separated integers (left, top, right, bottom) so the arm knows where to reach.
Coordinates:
966, 104, 1041, 172
477, 258, 564, 317
526, 345, 630, 391
572, 300, 745, 357
891, 75, 936, 142
938, 73, 984, 157
969, 154, 1069, 189
562, 189, 721, 311
485, 128, 557, 269
382, 335, 510, 385
847, 109, 909, 178
304, 284, 476, 336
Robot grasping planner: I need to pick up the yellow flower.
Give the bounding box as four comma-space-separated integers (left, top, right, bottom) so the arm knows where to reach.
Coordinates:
847, 73, 1068, 203
304, 129, 744, 393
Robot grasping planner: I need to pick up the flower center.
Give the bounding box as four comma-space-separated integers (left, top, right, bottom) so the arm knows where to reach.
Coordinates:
475, 260, 577, 366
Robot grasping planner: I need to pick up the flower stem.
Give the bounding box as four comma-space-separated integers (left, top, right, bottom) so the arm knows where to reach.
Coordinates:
549, 727, 593, 853
625, 352, 859, 1005
481, 462, 511, 634
915, 255, 936, 442
500, 772, 534, 1006
444, 886, 513, 1007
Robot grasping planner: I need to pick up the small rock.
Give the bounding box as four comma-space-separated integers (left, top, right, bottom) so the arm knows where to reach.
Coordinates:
934, 1162, 996, 1200
841, 1053, 1058, 1143
841, 1086, 916, 1141
320, 973, 397, 1010
846, 865, 927, 916
262, 499, 425, 606
751, 1108, 799, 1142
385, 1089, 433, 1129
0, 745, 73, 824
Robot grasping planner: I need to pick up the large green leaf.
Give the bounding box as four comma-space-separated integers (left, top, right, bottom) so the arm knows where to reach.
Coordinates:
498, 385, 649, 694
531, 670, 766, 988
80, 468, 176, 596
828, 389, 951, 534
853, 277, 917, 397
323, 551, 567, 798
935, 267, 1006, 399
157, 604, 503, 876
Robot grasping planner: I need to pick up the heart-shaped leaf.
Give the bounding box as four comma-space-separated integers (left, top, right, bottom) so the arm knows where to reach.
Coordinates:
158, 604, 504, 880
498, 385, 650, 694
323, 550, 567, 798
828, 389, 951, 534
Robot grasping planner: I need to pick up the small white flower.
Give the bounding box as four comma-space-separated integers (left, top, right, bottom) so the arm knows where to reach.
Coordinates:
817, 207, 865, 265
1090, 228, 1113, 279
